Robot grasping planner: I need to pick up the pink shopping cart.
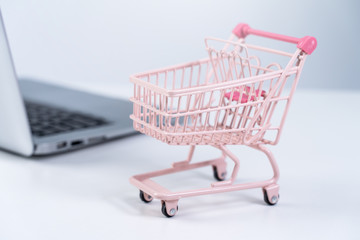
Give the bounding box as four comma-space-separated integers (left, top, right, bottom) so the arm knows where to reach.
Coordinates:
129, 23, 316, 217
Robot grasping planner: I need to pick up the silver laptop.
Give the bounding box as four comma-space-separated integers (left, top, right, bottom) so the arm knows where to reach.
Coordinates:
0, 9, 135, 156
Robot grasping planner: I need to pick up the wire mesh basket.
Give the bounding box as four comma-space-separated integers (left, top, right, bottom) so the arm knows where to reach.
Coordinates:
131, 36, 305, 146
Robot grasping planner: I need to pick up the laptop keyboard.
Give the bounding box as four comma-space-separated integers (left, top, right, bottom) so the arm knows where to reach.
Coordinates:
25, 101, 109, 137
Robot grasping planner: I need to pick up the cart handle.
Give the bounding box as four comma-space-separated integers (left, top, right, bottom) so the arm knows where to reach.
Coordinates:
232, 23, 317, 55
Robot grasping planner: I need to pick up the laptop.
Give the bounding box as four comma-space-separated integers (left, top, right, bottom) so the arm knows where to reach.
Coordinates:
0, 9, 135, 156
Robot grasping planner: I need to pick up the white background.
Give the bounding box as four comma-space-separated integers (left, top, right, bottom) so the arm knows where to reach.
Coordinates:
0, 0, 359, 96
0, 91, 359, 240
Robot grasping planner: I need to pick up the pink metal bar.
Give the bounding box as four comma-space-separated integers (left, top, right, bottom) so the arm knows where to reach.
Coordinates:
129, 144, 279, 201
232, 23, 317, 55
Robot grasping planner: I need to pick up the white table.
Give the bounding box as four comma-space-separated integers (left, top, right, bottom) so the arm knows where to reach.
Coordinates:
0, 90, 359, 240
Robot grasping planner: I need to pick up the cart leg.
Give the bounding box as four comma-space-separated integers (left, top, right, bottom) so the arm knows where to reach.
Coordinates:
211, 145, 239, 187
172, 145, 196, 168
250, 144, 280, 205
250, 144, 279, 183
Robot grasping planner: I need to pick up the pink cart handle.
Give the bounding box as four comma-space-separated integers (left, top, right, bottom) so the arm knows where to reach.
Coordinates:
232, 23, 317, 55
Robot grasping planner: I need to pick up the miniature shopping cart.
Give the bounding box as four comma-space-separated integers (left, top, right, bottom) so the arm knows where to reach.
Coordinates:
129, 23, 317, 217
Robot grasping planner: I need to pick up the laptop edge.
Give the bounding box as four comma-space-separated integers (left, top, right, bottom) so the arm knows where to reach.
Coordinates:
0, 9, 135, 157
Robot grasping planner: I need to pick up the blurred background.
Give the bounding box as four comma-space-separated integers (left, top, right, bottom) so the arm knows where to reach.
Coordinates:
0, 0, 359, 98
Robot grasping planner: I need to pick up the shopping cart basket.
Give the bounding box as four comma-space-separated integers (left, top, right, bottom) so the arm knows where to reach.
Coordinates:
129, 23, 317, 217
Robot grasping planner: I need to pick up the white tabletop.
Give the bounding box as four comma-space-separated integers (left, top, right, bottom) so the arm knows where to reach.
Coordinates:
0, 89, 359, 240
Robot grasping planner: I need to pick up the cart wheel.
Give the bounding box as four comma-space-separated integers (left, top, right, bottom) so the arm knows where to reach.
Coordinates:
212, 166, 226, 181
139, 190, 153, 203
263, 190, 279, 205
161, 202, 178, 218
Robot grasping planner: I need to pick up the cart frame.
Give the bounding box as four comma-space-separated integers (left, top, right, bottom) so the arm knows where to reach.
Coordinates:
129, 23, 316, 217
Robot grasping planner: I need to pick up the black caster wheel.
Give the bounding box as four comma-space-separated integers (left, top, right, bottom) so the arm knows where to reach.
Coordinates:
212, 166, 226, 181
139, 190, 153, 203
263, 190, 279, 205
161, 202, 178, 218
